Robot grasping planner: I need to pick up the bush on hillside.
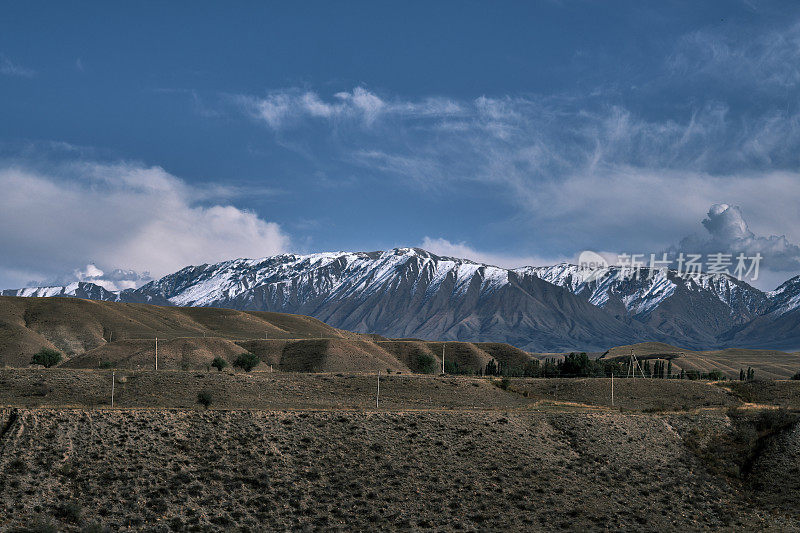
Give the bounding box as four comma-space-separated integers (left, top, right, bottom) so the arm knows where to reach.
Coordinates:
31, 348, 62, 368
211, 357, 229, 371
233, 352, 260, 372
416, 353, 436, 374
197, 390, 213, 408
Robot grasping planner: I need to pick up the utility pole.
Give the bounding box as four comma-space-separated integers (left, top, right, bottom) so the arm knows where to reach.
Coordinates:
376, 371, 380, 408
627, 349, 645, 379
611, 372, 614, 407
111, 371, 115, 408
155, 337, 158, 370
442, 344, 445, 374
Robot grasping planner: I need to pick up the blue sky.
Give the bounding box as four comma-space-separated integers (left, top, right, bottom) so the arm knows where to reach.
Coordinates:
2, 1, 800, 290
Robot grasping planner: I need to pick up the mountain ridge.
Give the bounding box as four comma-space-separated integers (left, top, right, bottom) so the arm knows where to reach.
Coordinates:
5, 248, 800, 351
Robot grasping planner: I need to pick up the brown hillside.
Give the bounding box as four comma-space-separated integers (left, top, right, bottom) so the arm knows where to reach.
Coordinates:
0, 296, 360, 367
0, 296, 535, 373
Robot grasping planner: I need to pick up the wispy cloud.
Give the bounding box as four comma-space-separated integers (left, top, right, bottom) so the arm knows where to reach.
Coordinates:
215, 15, 800, 275
231, 83, 800, 256
0, 55, 35, 77
236, 87, 463, 130
669, 20, 800, 92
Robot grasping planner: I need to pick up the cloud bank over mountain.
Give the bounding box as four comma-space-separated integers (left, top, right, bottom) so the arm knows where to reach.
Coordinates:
674, 203, 800, 274
0, 162, 290, 289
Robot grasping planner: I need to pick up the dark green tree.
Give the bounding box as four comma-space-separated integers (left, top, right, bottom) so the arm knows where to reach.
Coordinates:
233, 352, 260, 372
197, 390, 213, 408
561, 352, 594, 377
211, 357, 228, 371
31, 348, 62, 368
416, 353, 436, 374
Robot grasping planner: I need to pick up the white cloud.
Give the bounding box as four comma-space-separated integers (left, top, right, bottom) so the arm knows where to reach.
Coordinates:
669, 21, 800, 91
0, 162, 290, 289
57, 264, 151, 291
0, 55, 35, 77
673, 203, 800, 272
238, 86, 463, 130
420, 237, 569, 269
232, 80, 800, 278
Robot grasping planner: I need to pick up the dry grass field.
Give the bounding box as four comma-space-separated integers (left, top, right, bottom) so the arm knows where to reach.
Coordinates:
1, 371, 800, 531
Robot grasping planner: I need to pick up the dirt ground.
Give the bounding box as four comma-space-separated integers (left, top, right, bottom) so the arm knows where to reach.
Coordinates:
2, 372, 800, 531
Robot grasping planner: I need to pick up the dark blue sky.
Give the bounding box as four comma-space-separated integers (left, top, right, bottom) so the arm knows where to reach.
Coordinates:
2, 1, 799, 290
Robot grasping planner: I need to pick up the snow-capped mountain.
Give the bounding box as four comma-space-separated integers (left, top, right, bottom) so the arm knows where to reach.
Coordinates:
3, 248, 650, 352
714, 275, 800, 350
766, 275, 800, 317
523, 264, 767, 318
522, 263, 769, 345
4, 248, 799, 351
6, 282, 121, 301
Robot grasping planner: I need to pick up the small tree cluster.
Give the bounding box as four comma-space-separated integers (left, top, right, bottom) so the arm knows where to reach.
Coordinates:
234, 352, 260, 372
31, 348, 62, 368
739, 367, 756, 381
651, 360, 668, 379
481, 353, 624, 378
685, 369, 726, 380
197, 390, 213, 408
416, 353, 436, 374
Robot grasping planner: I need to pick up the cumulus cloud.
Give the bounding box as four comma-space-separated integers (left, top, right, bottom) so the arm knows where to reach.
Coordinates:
674, 204, 800, 272
420, 237, 569, 269
0, 162, 290, 289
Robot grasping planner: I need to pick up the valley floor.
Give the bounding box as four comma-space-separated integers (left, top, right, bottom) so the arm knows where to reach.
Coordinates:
1, 371, 800, 531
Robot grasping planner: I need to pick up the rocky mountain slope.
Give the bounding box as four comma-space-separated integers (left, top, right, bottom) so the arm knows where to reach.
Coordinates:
523, 264, 771, 346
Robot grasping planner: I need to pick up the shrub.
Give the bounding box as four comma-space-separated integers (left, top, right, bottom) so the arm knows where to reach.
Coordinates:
30, 348, 62, 368
416, 353, 436, 374
197, 390, 213, 408
8, 457, 27, 474
56, 501, 82, 524
233, 352, 260, 372
211, 357, 228, 371
707, 370, 726, 381
499, 377, 510, 390
792, 371, 800, 380
99, 361, 114, 369
19, 517, 57, 533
